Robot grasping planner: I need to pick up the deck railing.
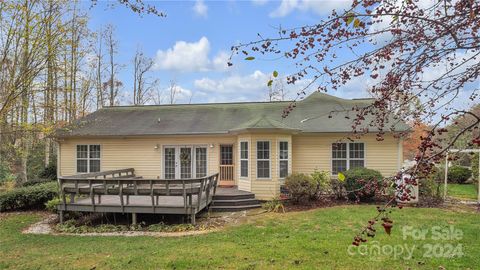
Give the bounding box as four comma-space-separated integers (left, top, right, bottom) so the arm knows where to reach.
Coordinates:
219, 165, 234, 181
58, 168, 219, 224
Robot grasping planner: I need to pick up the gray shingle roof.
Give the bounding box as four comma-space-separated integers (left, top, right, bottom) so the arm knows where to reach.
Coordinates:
56, 92, 409, 137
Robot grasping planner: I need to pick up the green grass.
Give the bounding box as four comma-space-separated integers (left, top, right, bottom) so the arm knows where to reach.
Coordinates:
0, 206, 479, 269
448, 184, 478, 200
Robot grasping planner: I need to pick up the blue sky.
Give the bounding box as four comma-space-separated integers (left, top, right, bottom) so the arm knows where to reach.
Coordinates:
85, 0, 477, 114
85, 0, 362, 104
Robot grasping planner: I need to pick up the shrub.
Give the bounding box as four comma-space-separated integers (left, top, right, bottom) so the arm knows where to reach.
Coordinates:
38, 164, 57, 180
330, 178, 346, 200
284, 173, 317, 203
45, 197, 62, 212
262, 196, 285, 213
22, 178, 55, 187
0, 182, 58, 212
418, 167, 443, 199
311, 170, 331, 195
343, 167, 383, 202
448, 166, 472, 184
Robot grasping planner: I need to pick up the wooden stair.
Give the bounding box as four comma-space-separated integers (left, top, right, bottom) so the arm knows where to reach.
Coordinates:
210, 188, 261, 212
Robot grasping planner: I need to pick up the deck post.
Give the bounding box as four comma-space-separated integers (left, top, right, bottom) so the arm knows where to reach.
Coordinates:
191, 212, 196, 225
59, 210, 64, 224
132, 213, 137, 225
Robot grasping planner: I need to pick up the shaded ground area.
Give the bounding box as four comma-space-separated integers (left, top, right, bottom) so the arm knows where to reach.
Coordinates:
1, 205, 479, 269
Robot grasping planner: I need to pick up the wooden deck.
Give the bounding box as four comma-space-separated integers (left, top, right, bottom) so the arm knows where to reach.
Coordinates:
57, 169, 219, 224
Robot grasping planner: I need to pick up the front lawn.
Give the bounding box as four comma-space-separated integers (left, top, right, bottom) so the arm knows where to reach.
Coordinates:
0, 206, 479, 269
448, 183, 478, 201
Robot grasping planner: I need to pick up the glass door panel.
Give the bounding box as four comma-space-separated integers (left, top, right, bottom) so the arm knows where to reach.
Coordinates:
180, 147, 192, 179
164, 147, 176, 179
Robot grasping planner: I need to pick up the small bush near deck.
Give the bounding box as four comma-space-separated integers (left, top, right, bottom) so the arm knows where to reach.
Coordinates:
448, 166, 472, 184
343, 167, 383, 202
45, 197, 62, 212
284, 173, 317, 203
0, 182, 58, 212
262, 196, 285, 213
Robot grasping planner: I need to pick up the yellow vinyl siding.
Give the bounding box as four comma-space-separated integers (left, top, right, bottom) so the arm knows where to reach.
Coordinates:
58, 136, 236, 179
292, 133, 400, 177
58, 132, 401, 200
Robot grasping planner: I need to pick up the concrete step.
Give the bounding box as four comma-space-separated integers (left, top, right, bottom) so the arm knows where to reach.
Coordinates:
209, 204, 262, 212
211, 198, 260, 206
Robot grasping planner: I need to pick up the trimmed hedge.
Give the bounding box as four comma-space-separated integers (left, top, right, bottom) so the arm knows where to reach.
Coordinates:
343, 167, 383, 201
21, 178, 56, 187
0, 182, 58, 212
448, 166, 472, 184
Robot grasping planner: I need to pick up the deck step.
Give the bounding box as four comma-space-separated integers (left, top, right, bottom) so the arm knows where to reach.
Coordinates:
209, 204, 262, 212
211, 198, 260, 207
212, 193, 255, 201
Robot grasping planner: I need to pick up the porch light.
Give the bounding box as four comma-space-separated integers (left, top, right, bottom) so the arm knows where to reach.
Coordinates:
209, 144, 214, 148
154, 144, 159, 150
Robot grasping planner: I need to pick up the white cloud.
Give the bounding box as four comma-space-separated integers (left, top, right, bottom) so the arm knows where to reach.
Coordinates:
193, 70, 321, 103
269, 0, 351, 17
194, 70, 272, 102
153, 37, 230, 72
193, 0, 208, 18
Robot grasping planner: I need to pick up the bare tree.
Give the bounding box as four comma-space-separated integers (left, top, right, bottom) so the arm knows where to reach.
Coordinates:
103, 24, 121, 106
92, 27, 105, 110
132, 47, 158, 105
167, 80, 179, 105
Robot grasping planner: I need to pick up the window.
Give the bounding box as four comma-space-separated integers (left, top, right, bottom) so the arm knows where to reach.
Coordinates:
240, 141, 249, 178
195, 147, 207, 178
220, 145, 233, 165
279, 141, 289, 178
257, 141, 270, 178
331, 142, 365, 174
77, 145, 101, 173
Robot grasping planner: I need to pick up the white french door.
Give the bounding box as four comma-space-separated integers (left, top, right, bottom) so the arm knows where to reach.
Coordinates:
163, 146, 207, 179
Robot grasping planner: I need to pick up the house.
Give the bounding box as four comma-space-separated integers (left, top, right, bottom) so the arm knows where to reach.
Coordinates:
55, 92, 409, 200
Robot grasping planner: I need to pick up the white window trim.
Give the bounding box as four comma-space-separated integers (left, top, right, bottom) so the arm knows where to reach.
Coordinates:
161, 145, 209, 179
330, 142, 366, 175
75, 144, 101, 173
256, 140, 271, 180
278, 140, 289, 179
239, 140, 249, 179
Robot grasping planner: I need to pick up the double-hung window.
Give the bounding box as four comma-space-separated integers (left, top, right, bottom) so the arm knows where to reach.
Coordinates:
331, 142, 365, 175
279, 141, 289, 178
257, 141, 270, 178
240, 141, 249, 178
77, 145, 101, 173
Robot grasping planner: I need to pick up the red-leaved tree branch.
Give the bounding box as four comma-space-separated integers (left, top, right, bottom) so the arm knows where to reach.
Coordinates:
230, 0, 480, 245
